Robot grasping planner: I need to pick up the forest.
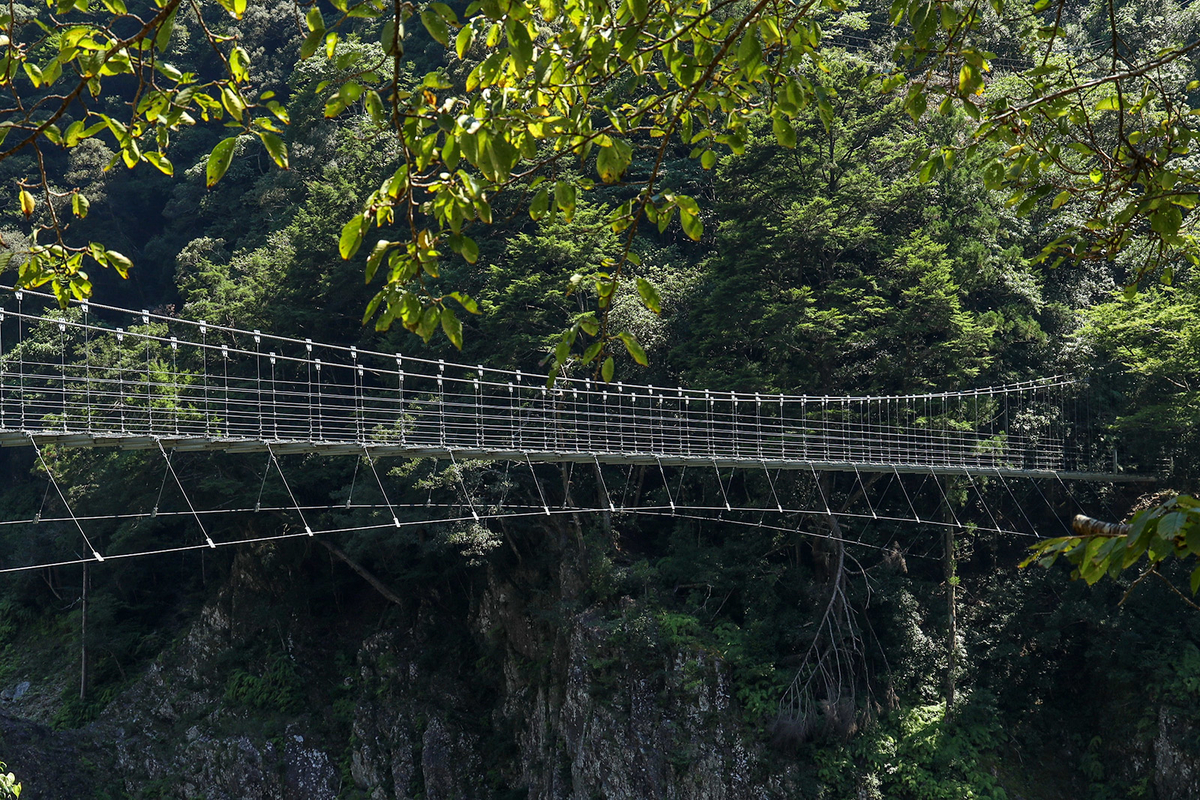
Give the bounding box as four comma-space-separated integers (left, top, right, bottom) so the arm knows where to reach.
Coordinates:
0, 0, 1197, 798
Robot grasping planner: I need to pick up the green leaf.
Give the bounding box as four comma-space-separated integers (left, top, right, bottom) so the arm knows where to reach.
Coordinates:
1159, 511, 1187, 539
339, 215, 369, 260
772, 114, 797, 148
229, 46, 251, 83
258, 131, 289, 169
417, 304, 440, 341
618, 332, 648, 366
1192, 566, 1200, 595
596, 138, 633, 183
448, 291, 480, 314
601, 356, 615, 383
422, 9, 450, 46
530, 186, 550, 220
636, 277, 661, 313
306, 6, 325, 32
555, 327, 575, 365
154, 9, 177, 51
456, 24, 474, 59
71, 192, 89, 219
459, 235, 479, 264
1051, 190, 1071, 209
205, 136, 237, 187
679, 206, 703, 241
555, 180, 576, 221
362, 292, 383, 326
144, 152, 173, 176
106, 250, 132, 278
365, 239, 392, 283
441, 306, 463, 349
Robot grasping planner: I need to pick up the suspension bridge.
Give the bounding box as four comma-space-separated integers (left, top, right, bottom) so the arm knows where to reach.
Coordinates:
0, 288, 1148, 479
0, 286, 1155, 574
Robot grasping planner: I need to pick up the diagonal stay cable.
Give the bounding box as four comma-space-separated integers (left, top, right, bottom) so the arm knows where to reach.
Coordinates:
254, 451, 272, 513
892, 466, 922, 523
28, 435, 103, 561
1028, 476, 1074, 536
810, 464, 832, 515
156, 440, 216, 548
656, 456, 676, 513
151, 454, 173, 519
593, 455, 616, 513
266, 443, 314, 536
762, 460, 784, 512
362, 447, 402, 527
714, 460, 732, 511
963, 468, 1002, 533
994, 469, 1039, 537
929, 469, 962, 528
853, 464, 877, 519
526, 454, 551, 515
448, 450, 480, 521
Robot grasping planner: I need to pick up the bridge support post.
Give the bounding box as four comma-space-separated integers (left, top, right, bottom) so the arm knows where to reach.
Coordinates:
943, 476, 957, 715
80, 561, 89, 702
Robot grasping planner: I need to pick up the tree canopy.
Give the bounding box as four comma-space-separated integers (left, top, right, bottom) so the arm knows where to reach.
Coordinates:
3, 0, 1200, 378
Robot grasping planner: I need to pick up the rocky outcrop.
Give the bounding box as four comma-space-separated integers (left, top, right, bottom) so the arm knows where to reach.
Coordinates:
0, 714, 95, 800
1154, 706, 1200, 800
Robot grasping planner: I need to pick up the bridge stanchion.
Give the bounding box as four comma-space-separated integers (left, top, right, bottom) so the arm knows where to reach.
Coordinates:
315, 359, 324, 442
396, 354, 405, 446
615, 382, 625, 454
731, 391, 739, 460
256, 331, 264, 442
354, 350, 366, 445
81, 301, 92, 434
0, 307, 6, 433
539, 384, 548, 453
475, 366, 484, 450
221, 344, 230, 438
822, 396, 829, 463
584, 379, 594, 453
704, 389, 712, 459
305, 339, 314, 441
777, 394, 785, 461
755, 393, 762, 459
648, 387, 656, 455
508, 378, 516, 452
58, 320, 68, 433
438, 360, 446, 448
516, 370, 525, 452
142, 310, 152, 436
269, 353, 278, 440
570, 381, 579, 454
170, 336, 180, 436
18, 291, 27, 432
676, 387, 685, 459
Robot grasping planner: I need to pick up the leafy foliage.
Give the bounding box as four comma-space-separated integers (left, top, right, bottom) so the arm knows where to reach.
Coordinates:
1025, 495, 1200, 600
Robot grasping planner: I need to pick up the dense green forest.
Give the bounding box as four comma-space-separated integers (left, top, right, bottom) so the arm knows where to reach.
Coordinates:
0, 0, 1198, 798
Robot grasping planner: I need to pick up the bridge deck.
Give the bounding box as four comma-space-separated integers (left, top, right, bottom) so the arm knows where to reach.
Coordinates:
0, 430, 1154, 482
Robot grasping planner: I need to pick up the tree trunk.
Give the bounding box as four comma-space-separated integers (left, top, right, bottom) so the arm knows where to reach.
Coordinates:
80, 562, 89, 702
943, 477, 956, 714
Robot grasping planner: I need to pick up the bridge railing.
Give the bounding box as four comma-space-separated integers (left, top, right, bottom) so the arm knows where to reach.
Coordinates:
0, 289, 1093, 472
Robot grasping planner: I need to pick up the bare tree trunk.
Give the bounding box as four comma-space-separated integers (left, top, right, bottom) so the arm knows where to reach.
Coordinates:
319, 540, 404, 606
943, 477, 956, 714
80, 563, 89, 702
